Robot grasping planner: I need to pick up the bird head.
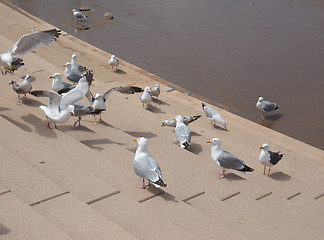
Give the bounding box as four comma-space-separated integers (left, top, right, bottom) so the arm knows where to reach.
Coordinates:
260, 143, 269, 150
207, 138, 221, 146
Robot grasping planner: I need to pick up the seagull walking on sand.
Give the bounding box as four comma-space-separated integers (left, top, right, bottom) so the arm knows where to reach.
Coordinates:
30, 70, 93, 129
0, 29, 61, 75
174, 115, 191, 149
150, 84, 160, 99
207, 138, 254, 179
202, 103, 227, 131
109, 55, 119, 71
140, 87, 152, 108
9, 74, 33, 105
259, 143, 283, 176
256, 97, 279, 120
72, 9, 88, 22
49, 73, 74, 92
86, 85, 143, 124
133, 137, 167, 189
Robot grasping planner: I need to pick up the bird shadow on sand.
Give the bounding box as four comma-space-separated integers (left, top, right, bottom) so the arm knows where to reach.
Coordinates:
125, 131, 157, 139
114, 69, 126, 74
212, 124, 228, 132
146, 187, 178, 202
190, 131, 202, 136
0, 114, 32, 132
80, 138, 116, 151
152, 98, 170, 106
21, 114, 58, 139
23, 97, 44, 108
0, 107, 10, 112
146, 104, 166, 114
270, 171, 291, 181
224, 173, 246, 181
187, 143, 203, 155
58, 124, 95, 133
0, 223, 10, 235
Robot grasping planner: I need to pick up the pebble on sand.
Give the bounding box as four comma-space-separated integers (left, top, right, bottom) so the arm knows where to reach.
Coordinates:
104, 12, 114, 19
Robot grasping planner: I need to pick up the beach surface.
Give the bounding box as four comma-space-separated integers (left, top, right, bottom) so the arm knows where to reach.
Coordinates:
0, 2, 324, 240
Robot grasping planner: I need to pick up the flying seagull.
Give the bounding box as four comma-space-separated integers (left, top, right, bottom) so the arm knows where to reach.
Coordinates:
256, 97, 279, 120
174, 115, 191, 149
133, 137, 167, 189
202, 103, 227, 130
85, 85, 143, 124
0, 29, 61, 74
259, 143, 283, 176
161, 115, 201, 127
30, 70, 93, 129
9, 74, 33, 105
207, 138, 254, 179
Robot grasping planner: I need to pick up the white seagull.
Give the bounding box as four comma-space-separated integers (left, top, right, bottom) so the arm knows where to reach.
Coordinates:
259, 143, 283, 176
140, 87, 152, 108
150, 84, 160, 99
0, 29, 61, 74
256, 97, 279, 120
72, 9, 88, 22
49, 73, 73, 92
63, 62, 83, 82
207, 138, 254, 179
9, 74, 33, 105
30, 70, 93, 129
202, 103, 227, 130
109, 55, 119, 71
161, 115, 201, 127
133, 137, 167, 189
70, 53, 87, 74
174, 115, 191, 149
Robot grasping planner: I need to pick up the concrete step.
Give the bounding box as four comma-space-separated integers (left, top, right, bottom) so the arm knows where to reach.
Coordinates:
0, 192, 75, 240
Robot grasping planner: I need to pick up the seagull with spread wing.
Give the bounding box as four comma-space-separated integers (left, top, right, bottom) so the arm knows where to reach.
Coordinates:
85, 85, 143, 124
0, 29, 61, 75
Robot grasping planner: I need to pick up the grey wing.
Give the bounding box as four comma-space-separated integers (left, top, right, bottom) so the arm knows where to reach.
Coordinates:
161, 119, 176, 127
217, 151, 244, 170
73, 102, 90, 117
85, 90, 95, 104
60, 78, 90, 109
133, 155, 158, 182
11, 29, 61, 57
77, 64, 86, 73
66, 72, 82, 82
184, 115, 201, 125
102, 87, 116, 102
204, 106, 217, 118
269, 151, 283, 165
175, 125, 191, 143
263, 101, 277, 112
30, 90, 61, 111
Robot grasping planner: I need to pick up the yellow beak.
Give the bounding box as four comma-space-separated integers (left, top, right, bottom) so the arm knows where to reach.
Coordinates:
134, 138, 138, 142
149, 90, 152, 93
9, 65, 12, 70
72, 111, 75, 116
49, 76, 54, 78
260, 146, 264, 149
207, 140, 211, 143
225, 127, 228, 131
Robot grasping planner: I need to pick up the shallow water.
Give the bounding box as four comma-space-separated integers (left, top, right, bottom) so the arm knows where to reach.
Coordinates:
8, 0, 324, 149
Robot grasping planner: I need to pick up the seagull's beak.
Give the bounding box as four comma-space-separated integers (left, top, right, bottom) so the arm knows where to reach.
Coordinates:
207, 140, 212, 143
62, 64, 66, 67
95, 97, 98, 100
9, 65, 11, 70
225, 127, 228, 131
49, 76, 54, 79
134, 138, 138, 142
260, 146, 264, 149
72, 111, 75, 116
149, 90, 152, 93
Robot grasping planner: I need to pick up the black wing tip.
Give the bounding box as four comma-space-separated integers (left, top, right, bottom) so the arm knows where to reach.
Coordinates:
275, 106, 279, 110
152, 178, 168, 188
182, 141, 190, 149
30, 90, 42, 96
193, 115, 202, 119
202, 103, 206, 109
239, 165, 254, 172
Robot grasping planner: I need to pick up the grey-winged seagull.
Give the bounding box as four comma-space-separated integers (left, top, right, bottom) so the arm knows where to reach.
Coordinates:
202, 103, 227, 130
49, 73, 74, 92
256, 97, 279, 120
150, 84, 160, 99
109, 55, 119, 71
72, 9, 88, 22
9, 74, 33, 105
259, 143, 283, 176
174, 115, 191, 149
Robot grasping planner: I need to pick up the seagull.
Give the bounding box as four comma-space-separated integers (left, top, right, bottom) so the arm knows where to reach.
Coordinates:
174, 115, 191, 149
259, 143, 283, 176
72, 102, 105, 127
207, 138, 254, 179
108, 55, 119, 71
0, 29, 61, 75
85, 85, 143, 124
72, 9, 88, 22
202, 103, 227, 130
30, 70, 93, 129
140, 87, 152, 108
133, 137, 167, 189
49, 73, 74, 92
256, 97, 279, 120
63, 62, 83, 82
9, 74, 33, 105
70, 53, 87, 74
150, 84, 160, 99
161, 115, 201, 127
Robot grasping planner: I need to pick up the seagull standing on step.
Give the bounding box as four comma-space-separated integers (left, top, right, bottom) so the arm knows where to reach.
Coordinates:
0, 29, 61, 75
133, 137, 167, 189
49, 73, 74, 92
140, 87, 152, 108
256, 97, 279, 120
72, 9, 88, 22
150, 84, 160, 99
202, 103, 227, 130
109, 55, 119, 71
259, 143, 283, 176
70, 53, 87, 74
9, 74, 33, 105
207, 138, 254, 179
174, 115, 191, 149
63, 62, 83, 82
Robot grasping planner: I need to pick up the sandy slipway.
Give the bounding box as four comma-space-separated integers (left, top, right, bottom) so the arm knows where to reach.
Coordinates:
0, 2, 324, 240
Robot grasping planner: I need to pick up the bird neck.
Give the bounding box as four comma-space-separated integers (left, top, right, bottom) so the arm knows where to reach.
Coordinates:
135, 145, 148, 156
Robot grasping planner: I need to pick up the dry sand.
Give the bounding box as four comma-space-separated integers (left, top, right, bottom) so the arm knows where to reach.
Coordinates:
0, 2, 323, 240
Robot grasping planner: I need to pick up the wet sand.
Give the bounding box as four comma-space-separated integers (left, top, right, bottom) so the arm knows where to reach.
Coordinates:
7, 0, 324, 149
